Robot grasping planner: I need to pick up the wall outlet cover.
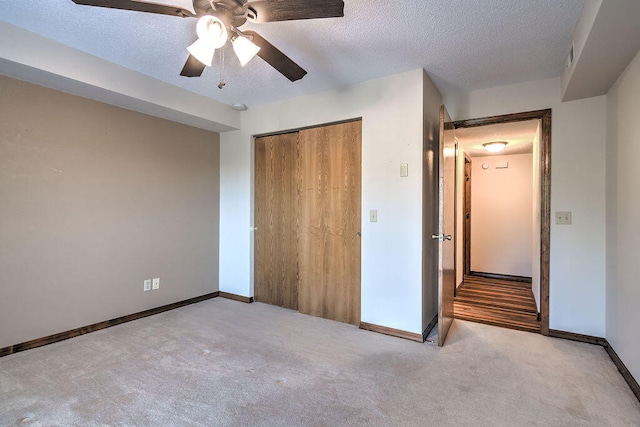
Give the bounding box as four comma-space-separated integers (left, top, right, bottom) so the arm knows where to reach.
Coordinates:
555, 211, 572, 225
152, 278, 160, 290
143, 279, 152, 292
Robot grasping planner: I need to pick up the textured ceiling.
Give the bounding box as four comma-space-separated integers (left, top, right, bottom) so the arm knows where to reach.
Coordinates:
456, 120, 539, 158
1, 0, 585, 108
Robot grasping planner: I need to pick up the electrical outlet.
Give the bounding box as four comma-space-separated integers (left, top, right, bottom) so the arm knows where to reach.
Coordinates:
555, 211, 572, 225
152, 278, 160, 290
143, 279, 152, 292
369, 209, 377, 222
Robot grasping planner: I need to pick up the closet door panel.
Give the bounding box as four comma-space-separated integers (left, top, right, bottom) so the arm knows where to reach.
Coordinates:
254, 133, 299, 309
298, 121, 361, 325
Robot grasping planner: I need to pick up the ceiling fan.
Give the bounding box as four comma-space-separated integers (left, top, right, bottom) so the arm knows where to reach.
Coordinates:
70, 0, 345, 83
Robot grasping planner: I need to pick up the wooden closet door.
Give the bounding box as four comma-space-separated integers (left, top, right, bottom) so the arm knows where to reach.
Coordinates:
298, 121, 361, 325
254, 133, 299, 309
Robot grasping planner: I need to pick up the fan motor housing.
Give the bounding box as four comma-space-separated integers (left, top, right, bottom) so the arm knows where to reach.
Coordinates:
192, 0, 247, 28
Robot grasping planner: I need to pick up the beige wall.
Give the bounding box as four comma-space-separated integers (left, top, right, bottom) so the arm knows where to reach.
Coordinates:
470, 154, 533, 277
0, 76, 220, 348
606, 48, 640, 383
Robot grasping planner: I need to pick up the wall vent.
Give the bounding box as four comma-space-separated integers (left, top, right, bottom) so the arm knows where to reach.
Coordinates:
566, 42, 575, 68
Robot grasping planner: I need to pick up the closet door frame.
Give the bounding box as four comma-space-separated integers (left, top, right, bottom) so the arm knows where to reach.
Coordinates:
253, 118, 362, 324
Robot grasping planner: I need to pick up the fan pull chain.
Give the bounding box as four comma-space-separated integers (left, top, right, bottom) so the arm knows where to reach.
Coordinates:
218, 46, 226, 89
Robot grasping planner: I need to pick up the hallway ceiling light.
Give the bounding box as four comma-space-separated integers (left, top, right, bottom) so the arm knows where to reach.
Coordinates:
483, 141, 508, 153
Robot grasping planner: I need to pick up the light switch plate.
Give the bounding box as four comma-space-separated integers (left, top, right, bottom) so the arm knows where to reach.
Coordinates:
152, 278, 160, 290
143, 279, 152, 292
369, 209, 377, 222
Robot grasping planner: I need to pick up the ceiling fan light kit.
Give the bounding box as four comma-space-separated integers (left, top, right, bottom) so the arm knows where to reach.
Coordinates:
187, 38, 216, 67
71, 0, 345, 85
187, 15, 228, 66
196, 15, 228, 49
232, 35, 261, 67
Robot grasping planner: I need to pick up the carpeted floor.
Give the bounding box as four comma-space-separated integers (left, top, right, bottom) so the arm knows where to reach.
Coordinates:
1, 298, 639, 426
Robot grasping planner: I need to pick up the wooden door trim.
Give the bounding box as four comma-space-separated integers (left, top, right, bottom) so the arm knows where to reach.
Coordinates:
453, 142, 459, 297
454, 109, 551, 336
253, 117, 362, 139
463, 153, 472, 277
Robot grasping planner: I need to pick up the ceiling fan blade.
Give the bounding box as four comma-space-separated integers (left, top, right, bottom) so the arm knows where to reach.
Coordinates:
71, 0, 195, 17
243, 31, 307, 82
180, 55, 206, 77
245, 0, 344, 23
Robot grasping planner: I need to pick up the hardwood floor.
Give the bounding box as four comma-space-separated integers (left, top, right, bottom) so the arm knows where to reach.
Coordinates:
454, 275, 540, 333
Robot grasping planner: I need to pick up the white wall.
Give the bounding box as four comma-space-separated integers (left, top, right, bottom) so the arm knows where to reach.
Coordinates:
606, 49, 640, 383
0, 22, 239, 133
221, 69, 438, 335
444, 78, 607, 336
560, 0, 602, 100
470, 154, 533, 277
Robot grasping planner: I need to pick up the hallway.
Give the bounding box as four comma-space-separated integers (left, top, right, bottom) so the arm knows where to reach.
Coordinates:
454, 275, 540, 333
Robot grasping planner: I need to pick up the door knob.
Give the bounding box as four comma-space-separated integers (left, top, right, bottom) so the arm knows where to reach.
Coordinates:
431, 234, 452, 241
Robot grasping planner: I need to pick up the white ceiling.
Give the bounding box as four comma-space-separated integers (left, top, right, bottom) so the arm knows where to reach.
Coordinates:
456, 120, 539, 158
0, 0, 585, 108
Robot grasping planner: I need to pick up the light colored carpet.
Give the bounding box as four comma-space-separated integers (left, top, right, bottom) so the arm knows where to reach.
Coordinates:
1, 298, 639, 426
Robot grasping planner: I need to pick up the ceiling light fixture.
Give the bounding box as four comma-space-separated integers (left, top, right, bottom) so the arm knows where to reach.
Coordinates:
187, 15, 229, 66
232, 35, 261, 67
483, 141, 508, 153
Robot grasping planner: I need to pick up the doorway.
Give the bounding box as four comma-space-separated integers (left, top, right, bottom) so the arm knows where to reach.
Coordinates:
452, 110, 551, 335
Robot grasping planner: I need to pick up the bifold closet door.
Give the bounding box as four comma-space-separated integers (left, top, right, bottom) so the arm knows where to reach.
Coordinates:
254, 132, 299, 310
298, 121, 361, 325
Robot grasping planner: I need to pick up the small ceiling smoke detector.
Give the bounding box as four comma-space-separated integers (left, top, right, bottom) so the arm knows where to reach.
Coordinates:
483, 141, 508, 153
232, 103, 248, 111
